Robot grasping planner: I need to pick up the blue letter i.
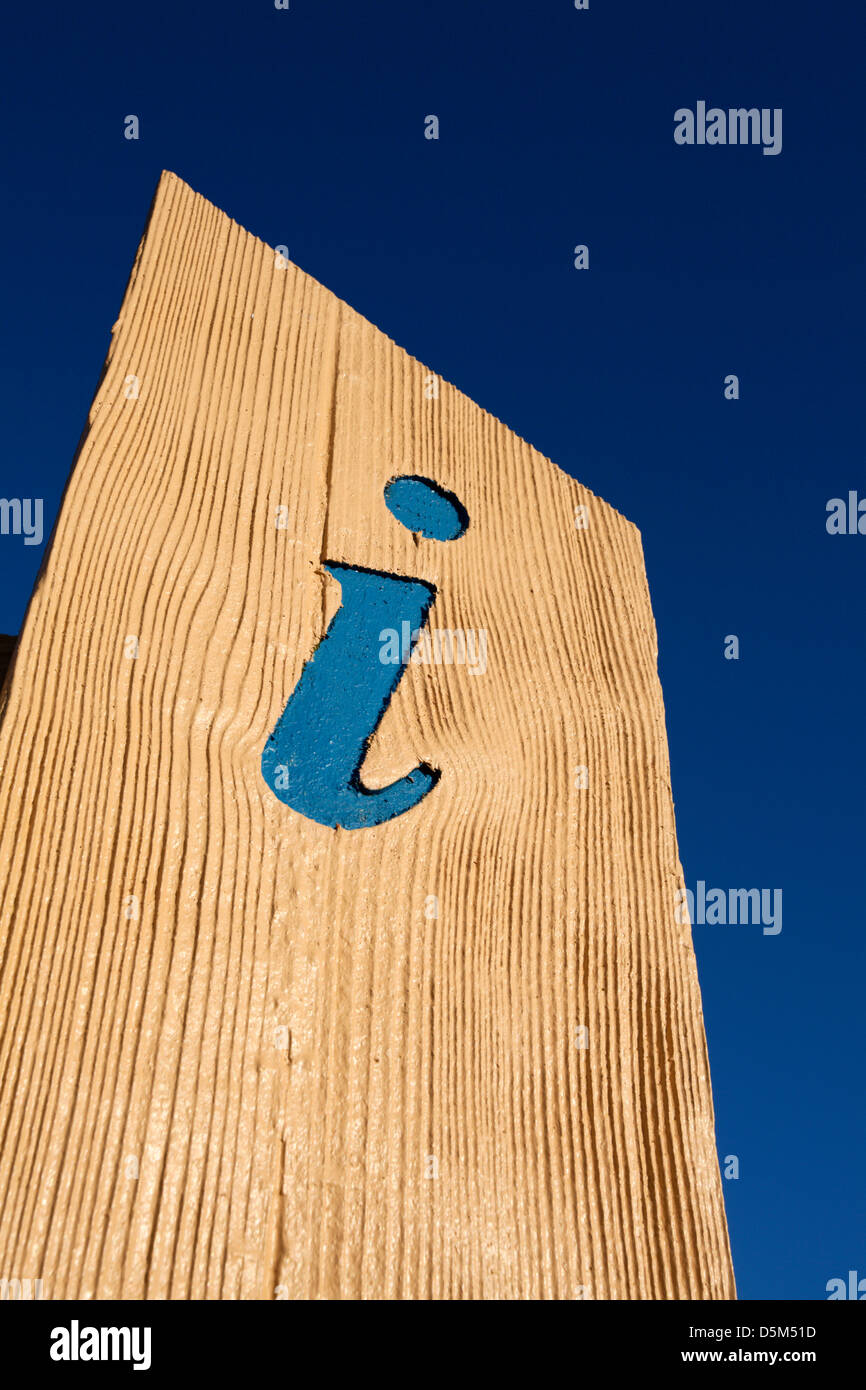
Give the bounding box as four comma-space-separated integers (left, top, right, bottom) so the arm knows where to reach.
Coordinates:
262, 476, 468, 829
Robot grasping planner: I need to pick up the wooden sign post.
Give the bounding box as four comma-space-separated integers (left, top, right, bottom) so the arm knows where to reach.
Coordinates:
0, 174, 734, 1299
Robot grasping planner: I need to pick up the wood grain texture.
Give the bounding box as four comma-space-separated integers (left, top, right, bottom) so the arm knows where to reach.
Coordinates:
0, 172, 734, 1300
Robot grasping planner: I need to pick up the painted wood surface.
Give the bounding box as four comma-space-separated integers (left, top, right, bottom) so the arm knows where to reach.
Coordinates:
0, 173, 734, 1299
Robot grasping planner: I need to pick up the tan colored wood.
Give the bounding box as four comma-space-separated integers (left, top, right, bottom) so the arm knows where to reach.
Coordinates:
0, 172, 734, 1299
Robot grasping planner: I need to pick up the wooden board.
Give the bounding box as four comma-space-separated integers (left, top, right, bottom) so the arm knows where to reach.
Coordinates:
0, 172, 734, 1299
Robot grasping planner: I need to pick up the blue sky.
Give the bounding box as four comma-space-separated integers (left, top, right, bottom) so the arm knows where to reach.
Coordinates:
1, 0, 863, 1299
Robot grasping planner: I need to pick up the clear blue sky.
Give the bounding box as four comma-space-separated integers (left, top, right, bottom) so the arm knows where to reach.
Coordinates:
1, 0, 863, 1300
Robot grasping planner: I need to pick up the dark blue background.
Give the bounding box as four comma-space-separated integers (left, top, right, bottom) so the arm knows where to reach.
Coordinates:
1, 0, 863, 1300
